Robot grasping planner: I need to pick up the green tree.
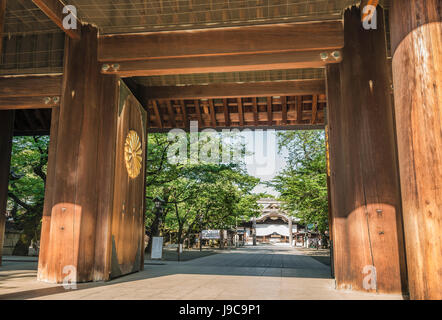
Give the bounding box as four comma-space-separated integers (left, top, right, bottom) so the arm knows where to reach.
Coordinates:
7, 136, 49, 255
271, 130, 329, 235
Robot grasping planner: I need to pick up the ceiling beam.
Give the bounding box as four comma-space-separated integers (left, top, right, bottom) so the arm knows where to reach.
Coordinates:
100, 50, 341, 77
0, 75, 62, 97
99, 21, 343, 62
32, 0, 81, 39
0, 96, 60, 110
143, 80, 325, 100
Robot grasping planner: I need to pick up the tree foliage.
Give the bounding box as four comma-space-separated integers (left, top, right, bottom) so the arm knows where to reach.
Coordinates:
7, 136, 49, 255
271, 130, 329, 233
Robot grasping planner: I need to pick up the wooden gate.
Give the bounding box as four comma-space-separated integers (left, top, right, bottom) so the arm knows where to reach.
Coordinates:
110, 83, 147, 279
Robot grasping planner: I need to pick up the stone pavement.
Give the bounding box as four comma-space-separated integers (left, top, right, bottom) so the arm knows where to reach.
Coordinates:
0, 244, 404, 300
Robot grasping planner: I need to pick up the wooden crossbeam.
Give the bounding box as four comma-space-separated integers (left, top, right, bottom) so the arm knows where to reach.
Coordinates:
0, 75, 62, 110
0, 96, 60, 110
0, 75, 62, 97
32, 0, 81, 39
99, 21, 343, 61
143, 80, 325, 100
99, 21, 342, 77
100, 50, 342, 77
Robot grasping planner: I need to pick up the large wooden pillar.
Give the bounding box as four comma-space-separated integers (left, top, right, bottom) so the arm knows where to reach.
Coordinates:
0, 110, 14, 266
390, 0, 442, 300
38, 25, 147, 283
326, 7, 407, 294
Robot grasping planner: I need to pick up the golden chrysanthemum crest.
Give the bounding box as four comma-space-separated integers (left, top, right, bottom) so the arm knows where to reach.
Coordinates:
124, 130, 142, 179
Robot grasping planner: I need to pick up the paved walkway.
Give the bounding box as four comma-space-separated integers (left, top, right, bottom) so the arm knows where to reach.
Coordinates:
0, 245, 403, 300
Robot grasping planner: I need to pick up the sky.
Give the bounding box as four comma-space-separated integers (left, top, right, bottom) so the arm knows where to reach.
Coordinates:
238, 130, 288, 197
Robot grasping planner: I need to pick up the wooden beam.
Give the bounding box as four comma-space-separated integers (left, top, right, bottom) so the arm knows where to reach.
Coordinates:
100, 50, 342, 77
194, 99, 203, 126
297, 96, 303, 124
0, 96, 60, 110
32, 0, 81, 39
223, 99, 230, 127
180, 100, 188, 130
99, 21, 343, 62
267, 97, 273, 126
311, 95, 318, 124
209, 99, 216, 127
144, 80, 325, 100
252, 97, 259, 127
237, 98, 244, 126
0, 75, 62, 97
281, 96, 288, 125
166, 100, 176, 128
152, 100, 163, 129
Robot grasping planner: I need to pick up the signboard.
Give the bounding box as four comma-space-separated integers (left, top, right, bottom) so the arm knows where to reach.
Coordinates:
151, 237, 163, 259
202, 230, 220, 239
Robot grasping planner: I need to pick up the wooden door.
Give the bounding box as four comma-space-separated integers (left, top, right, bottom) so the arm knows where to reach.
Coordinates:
110, 83, 147, 279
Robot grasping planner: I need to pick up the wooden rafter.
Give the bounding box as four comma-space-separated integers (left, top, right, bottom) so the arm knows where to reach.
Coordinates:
209, 99, 216, 127
311, 95, 318, 124
146, 94, 326, 132
237, 98, 244, 127
194, 99, 203, 125
252, 97, 259, 127
180, 100, 188, 130
223, 99, 230, 127
281, 96, 288, 125
166, 100, 176, 128
297, 96, 303, 124
267, 97, 273, 126
32, 0, 81, 39
152, 100, 163, 129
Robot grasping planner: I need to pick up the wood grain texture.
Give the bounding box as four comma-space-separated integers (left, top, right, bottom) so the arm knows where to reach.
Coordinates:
390, 0, 442, 300
101, 50, 341, 77
37, 26, 122, 283
327, 7, 407, 294
0, 96, 60, 110
110, 83, 147, 279
0, 110, 14, 266
0, 75, 62, 98
99, 21, 344, 62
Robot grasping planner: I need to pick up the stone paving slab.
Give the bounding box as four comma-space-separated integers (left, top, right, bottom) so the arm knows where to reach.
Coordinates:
0, 245, 404, 300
